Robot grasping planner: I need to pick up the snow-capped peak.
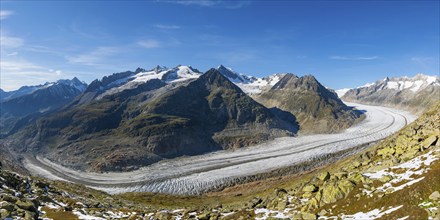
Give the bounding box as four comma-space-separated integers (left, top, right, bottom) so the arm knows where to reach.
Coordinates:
215, 65, 286, 94
357, 73, 439, 92
216, 65, 252, 83
97, 65, 202, 99
335, 88, 351, 98
1, 78, 87, 101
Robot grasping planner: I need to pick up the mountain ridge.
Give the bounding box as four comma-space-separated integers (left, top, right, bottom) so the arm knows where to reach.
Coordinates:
340, 73, 440, 114
254, 73, 363, 134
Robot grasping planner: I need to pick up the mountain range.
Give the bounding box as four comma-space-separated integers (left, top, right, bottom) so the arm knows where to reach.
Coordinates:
0, 78, 87, 136
338, 74, 440, 113
1, 65, 362, 172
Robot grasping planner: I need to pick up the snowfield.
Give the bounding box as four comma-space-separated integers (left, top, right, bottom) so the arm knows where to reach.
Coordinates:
24, 102, 416, 195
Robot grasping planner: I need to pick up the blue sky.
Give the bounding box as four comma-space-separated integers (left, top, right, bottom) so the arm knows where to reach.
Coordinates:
1, 0, 439, 91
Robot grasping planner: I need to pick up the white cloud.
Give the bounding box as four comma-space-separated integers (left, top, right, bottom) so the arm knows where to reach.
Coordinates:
138, 39, 161, 48
0, 35, 24, 48
411, 57, 434, 62
7, 52, 18, 56
66, 47, 120, 66
165, 0, 217, 7
330, 55, 379, 61
154, 24, 181, 29
0, 59, 68, 91
161, 0, 250, 9
0, 10, 14, 20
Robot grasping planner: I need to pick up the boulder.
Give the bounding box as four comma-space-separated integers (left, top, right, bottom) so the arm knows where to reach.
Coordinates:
303, 184, 319, 192
352, 161, 361, 168
197, 211, 211, 220
24, 211, 37, 220
15, 200, 37, 212
394, 146, 404, 155
321, 183, 344, 204
246, 197, 262, 208
396, 136, 411, 149
337, 179, 355, 196
429, 191, 440, 201
315, 190, 322, 202
318, 172, 330, 181
318, 209, 328, 216
307, 198, 319, 209
301, 212, 317, 219
0, 209, 11, 219
377, 147, 395, 158
334, 172, 348, 179
0, 201, 14, 212
276, 200, 287, 211
302, 192, 313, 198
154, 211, 173, 220
422, 135, 438, 148
379, 175, 393, 183
348, 172, 365, 184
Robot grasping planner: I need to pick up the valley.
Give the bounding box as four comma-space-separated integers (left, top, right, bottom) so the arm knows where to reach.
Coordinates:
23, 102, 415, 195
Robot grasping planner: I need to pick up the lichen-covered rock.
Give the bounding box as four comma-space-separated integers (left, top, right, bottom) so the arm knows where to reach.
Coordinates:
377, 146, 395, 157
429, 191, 440, 201
0, 209, 11, 219
348, 172, 366, 184
302, 184, 318, 192
15, 200, 37, 212
301, 212, 317, 219
306, 198, 319, 210
276, 200, 288, 211
334, 172, 348, 179
0, 201, 14, 212
321, 183, 344, 204
246, 197, 262, 208
197, 211, 211, 220
379, 175, 393, 183
422, 135, 438, 148
337, 179, 355, 196
317, 172, 330, 181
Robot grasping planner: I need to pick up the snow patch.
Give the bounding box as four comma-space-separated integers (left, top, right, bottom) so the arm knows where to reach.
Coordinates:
341, 205, 403, 219
363, 151, 437, 194
73, 209, 105, 220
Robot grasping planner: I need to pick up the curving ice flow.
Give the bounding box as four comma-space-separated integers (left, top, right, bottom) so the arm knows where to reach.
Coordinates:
24, 102, 416, 195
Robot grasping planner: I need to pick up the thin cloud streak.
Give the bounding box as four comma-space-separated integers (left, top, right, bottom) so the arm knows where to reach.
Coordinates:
154, 24, 181, 29
138, 40, 161, 48
66, 47, 120, 66
0, 59, 70, 91
0, 10, 14, 20
330, 56, 379, 61
0, 35, 24, 48
160, 0, 250, 9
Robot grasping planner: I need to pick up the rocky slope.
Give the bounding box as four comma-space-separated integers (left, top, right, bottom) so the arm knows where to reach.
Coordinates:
7, 69, 297, 172
0, 78, 87, 136
341, 73, 440, 114
254, 74, 364, 134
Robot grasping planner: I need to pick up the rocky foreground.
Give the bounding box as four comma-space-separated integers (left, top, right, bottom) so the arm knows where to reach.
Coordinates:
1, 102, 439, 219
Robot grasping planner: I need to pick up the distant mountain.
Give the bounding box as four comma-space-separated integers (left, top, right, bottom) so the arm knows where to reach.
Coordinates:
341, 74, 440, 113
9, 69, 297, 172
0, 78, 87, 136
254, 74, 363, 134
216, 65, 286, 94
